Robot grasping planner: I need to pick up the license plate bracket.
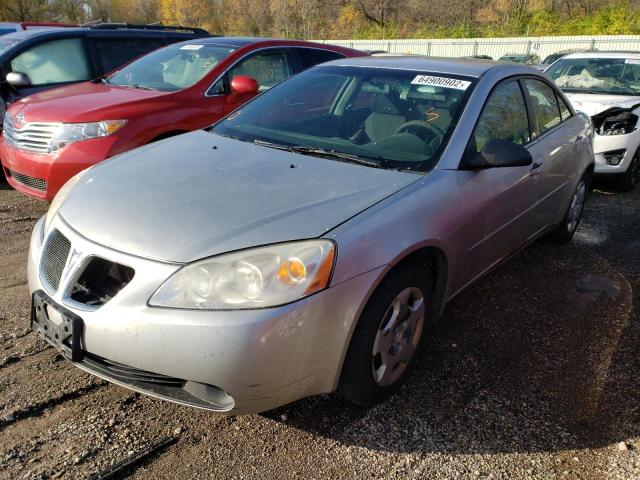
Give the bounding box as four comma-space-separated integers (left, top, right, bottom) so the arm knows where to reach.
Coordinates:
31, 290, 84, 362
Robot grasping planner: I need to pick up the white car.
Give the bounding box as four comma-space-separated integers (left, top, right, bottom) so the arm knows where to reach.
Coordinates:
546, 52, 640, 190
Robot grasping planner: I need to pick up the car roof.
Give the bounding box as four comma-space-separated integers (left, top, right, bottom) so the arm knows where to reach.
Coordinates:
318, 55, 533, 78
173, 37, 267, 48
562, 51, 640, 60
176, 36, 345, 49
0, 26, 203, 42
0, 28, 72, 40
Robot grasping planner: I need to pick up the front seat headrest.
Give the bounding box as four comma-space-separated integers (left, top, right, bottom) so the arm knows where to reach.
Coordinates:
370, 92, 403, 115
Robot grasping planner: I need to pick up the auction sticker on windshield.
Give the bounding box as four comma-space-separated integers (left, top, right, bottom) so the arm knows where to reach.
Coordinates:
411, 75, 471, 90
180, 44, 204, 51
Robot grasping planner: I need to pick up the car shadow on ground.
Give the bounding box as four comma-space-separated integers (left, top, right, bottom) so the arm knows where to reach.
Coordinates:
266, 187, 639, 455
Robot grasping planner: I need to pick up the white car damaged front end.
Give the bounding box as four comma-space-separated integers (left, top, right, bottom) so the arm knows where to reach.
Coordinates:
566, 93, 640, 177
547, 52, 640, 189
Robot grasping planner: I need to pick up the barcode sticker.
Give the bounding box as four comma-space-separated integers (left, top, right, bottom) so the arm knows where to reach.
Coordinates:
411, 75, 471, 90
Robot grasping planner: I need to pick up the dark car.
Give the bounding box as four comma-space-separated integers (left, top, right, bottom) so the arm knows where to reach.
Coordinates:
498, 53, 542, 65
0, 23, 209, 119
462, 55, 493, 60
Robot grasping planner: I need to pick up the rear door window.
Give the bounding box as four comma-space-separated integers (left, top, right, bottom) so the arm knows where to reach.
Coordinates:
472, 80, 530, 152
227, 50, 294, 92
523, 79, 562, 135
10, 38, 91, 86
94, 37, 166, 73
296, 48, 344, 70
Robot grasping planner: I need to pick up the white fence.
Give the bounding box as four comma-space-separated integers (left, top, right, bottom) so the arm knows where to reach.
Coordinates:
318, 35, 640, 60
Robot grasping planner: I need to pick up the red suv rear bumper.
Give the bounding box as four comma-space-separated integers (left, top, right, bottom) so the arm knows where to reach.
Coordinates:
0, 135, 138, 202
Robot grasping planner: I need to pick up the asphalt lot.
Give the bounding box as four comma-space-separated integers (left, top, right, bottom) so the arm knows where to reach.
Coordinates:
0, 181, 639, 480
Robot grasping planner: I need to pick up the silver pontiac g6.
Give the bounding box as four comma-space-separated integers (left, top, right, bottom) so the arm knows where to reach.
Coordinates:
28, 57, 594, 414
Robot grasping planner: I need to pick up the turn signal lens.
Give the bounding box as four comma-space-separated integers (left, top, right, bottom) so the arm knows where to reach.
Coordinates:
305, 247, 335, 295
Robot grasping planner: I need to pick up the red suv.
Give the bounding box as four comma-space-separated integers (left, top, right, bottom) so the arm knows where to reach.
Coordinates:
0, 37, 366, 201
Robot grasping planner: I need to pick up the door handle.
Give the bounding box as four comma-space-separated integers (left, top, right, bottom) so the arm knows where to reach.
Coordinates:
530, 161, 543, 177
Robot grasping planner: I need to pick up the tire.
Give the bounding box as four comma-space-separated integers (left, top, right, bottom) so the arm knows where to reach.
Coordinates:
548, 172, 589, 243
613, 148, 640, 192
338, 263, 435, 408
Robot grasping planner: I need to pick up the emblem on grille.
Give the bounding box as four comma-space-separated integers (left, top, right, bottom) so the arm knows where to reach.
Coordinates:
61, 247, 83, 286
14, 112, 25, 128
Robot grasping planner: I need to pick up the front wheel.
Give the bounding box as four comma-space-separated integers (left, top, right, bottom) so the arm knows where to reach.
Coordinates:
338, 263, 433, 407
548, 173, 588, 243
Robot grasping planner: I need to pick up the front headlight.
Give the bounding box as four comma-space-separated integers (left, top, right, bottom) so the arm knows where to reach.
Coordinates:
49, 120, 127, 152
149, 240, 336, 310
43, 168, 90, 232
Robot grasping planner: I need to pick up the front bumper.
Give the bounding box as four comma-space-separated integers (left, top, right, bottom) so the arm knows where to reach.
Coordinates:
28, 215, 382, 414
0, 135, 138, 202
592, 130, 640, 175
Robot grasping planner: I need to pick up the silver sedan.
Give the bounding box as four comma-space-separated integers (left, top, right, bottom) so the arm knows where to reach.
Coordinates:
28, 57, 594, 414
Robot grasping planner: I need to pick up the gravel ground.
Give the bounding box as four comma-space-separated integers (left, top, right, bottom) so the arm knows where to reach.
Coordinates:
0, 181, 638, 480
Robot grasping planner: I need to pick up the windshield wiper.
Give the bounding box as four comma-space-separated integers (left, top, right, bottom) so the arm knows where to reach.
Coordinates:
253, 139, 293, 151
252, 139, 388, 169
126, 84, 156, 91
289, 146, 384, 169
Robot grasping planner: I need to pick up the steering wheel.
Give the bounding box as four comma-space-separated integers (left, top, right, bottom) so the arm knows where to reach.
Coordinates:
395, 120, 446, 144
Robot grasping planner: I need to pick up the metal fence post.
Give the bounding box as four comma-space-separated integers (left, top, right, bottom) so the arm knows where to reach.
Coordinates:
591, 38, 596, 50
527, 40, 532, 54
473, 41, 478, 56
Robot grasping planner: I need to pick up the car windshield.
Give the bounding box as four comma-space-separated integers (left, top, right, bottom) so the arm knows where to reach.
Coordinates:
211, 66, 474, 172
107, 42, 235, 92
0, 38, 20, 55
543, 53, 565, 65
547, 57, 640, 95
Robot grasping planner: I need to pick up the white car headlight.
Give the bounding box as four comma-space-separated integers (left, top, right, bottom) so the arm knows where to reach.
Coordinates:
49, 120, 127, 152
43, 168, 90, 233
149, 240, 336, 310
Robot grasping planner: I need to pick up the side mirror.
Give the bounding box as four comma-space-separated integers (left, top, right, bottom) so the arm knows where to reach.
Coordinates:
465, 138, 532, 169
6, 71, 31, 88
230, 75, 259, 95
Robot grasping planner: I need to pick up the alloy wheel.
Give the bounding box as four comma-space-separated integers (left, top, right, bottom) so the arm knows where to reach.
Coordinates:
567, 179, 586, 233
372, 287, 425, 387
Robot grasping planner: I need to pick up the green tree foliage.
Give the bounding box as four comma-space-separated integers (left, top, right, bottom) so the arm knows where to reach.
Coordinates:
0, 0, 638, 37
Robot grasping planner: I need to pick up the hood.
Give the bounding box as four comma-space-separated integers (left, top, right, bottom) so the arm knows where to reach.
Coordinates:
9, 82, 172, 123
564, 92, 640, 116
59, 131, 420, 263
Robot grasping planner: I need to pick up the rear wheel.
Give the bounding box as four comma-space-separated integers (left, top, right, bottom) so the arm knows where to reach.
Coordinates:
338, 263, 433, 407
613, 148, 640, 192
548, 173, 588, 243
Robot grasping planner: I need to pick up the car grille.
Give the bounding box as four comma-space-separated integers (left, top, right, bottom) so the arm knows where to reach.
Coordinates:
3, 113, 60, 154
70, 257, 135, 307
7, 169, 47, 191
40, 229, 71, 291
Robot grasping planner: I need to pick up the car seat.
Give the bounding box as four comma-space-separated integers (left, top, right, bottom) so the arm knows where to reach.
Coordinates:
364, 92, 407, 142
